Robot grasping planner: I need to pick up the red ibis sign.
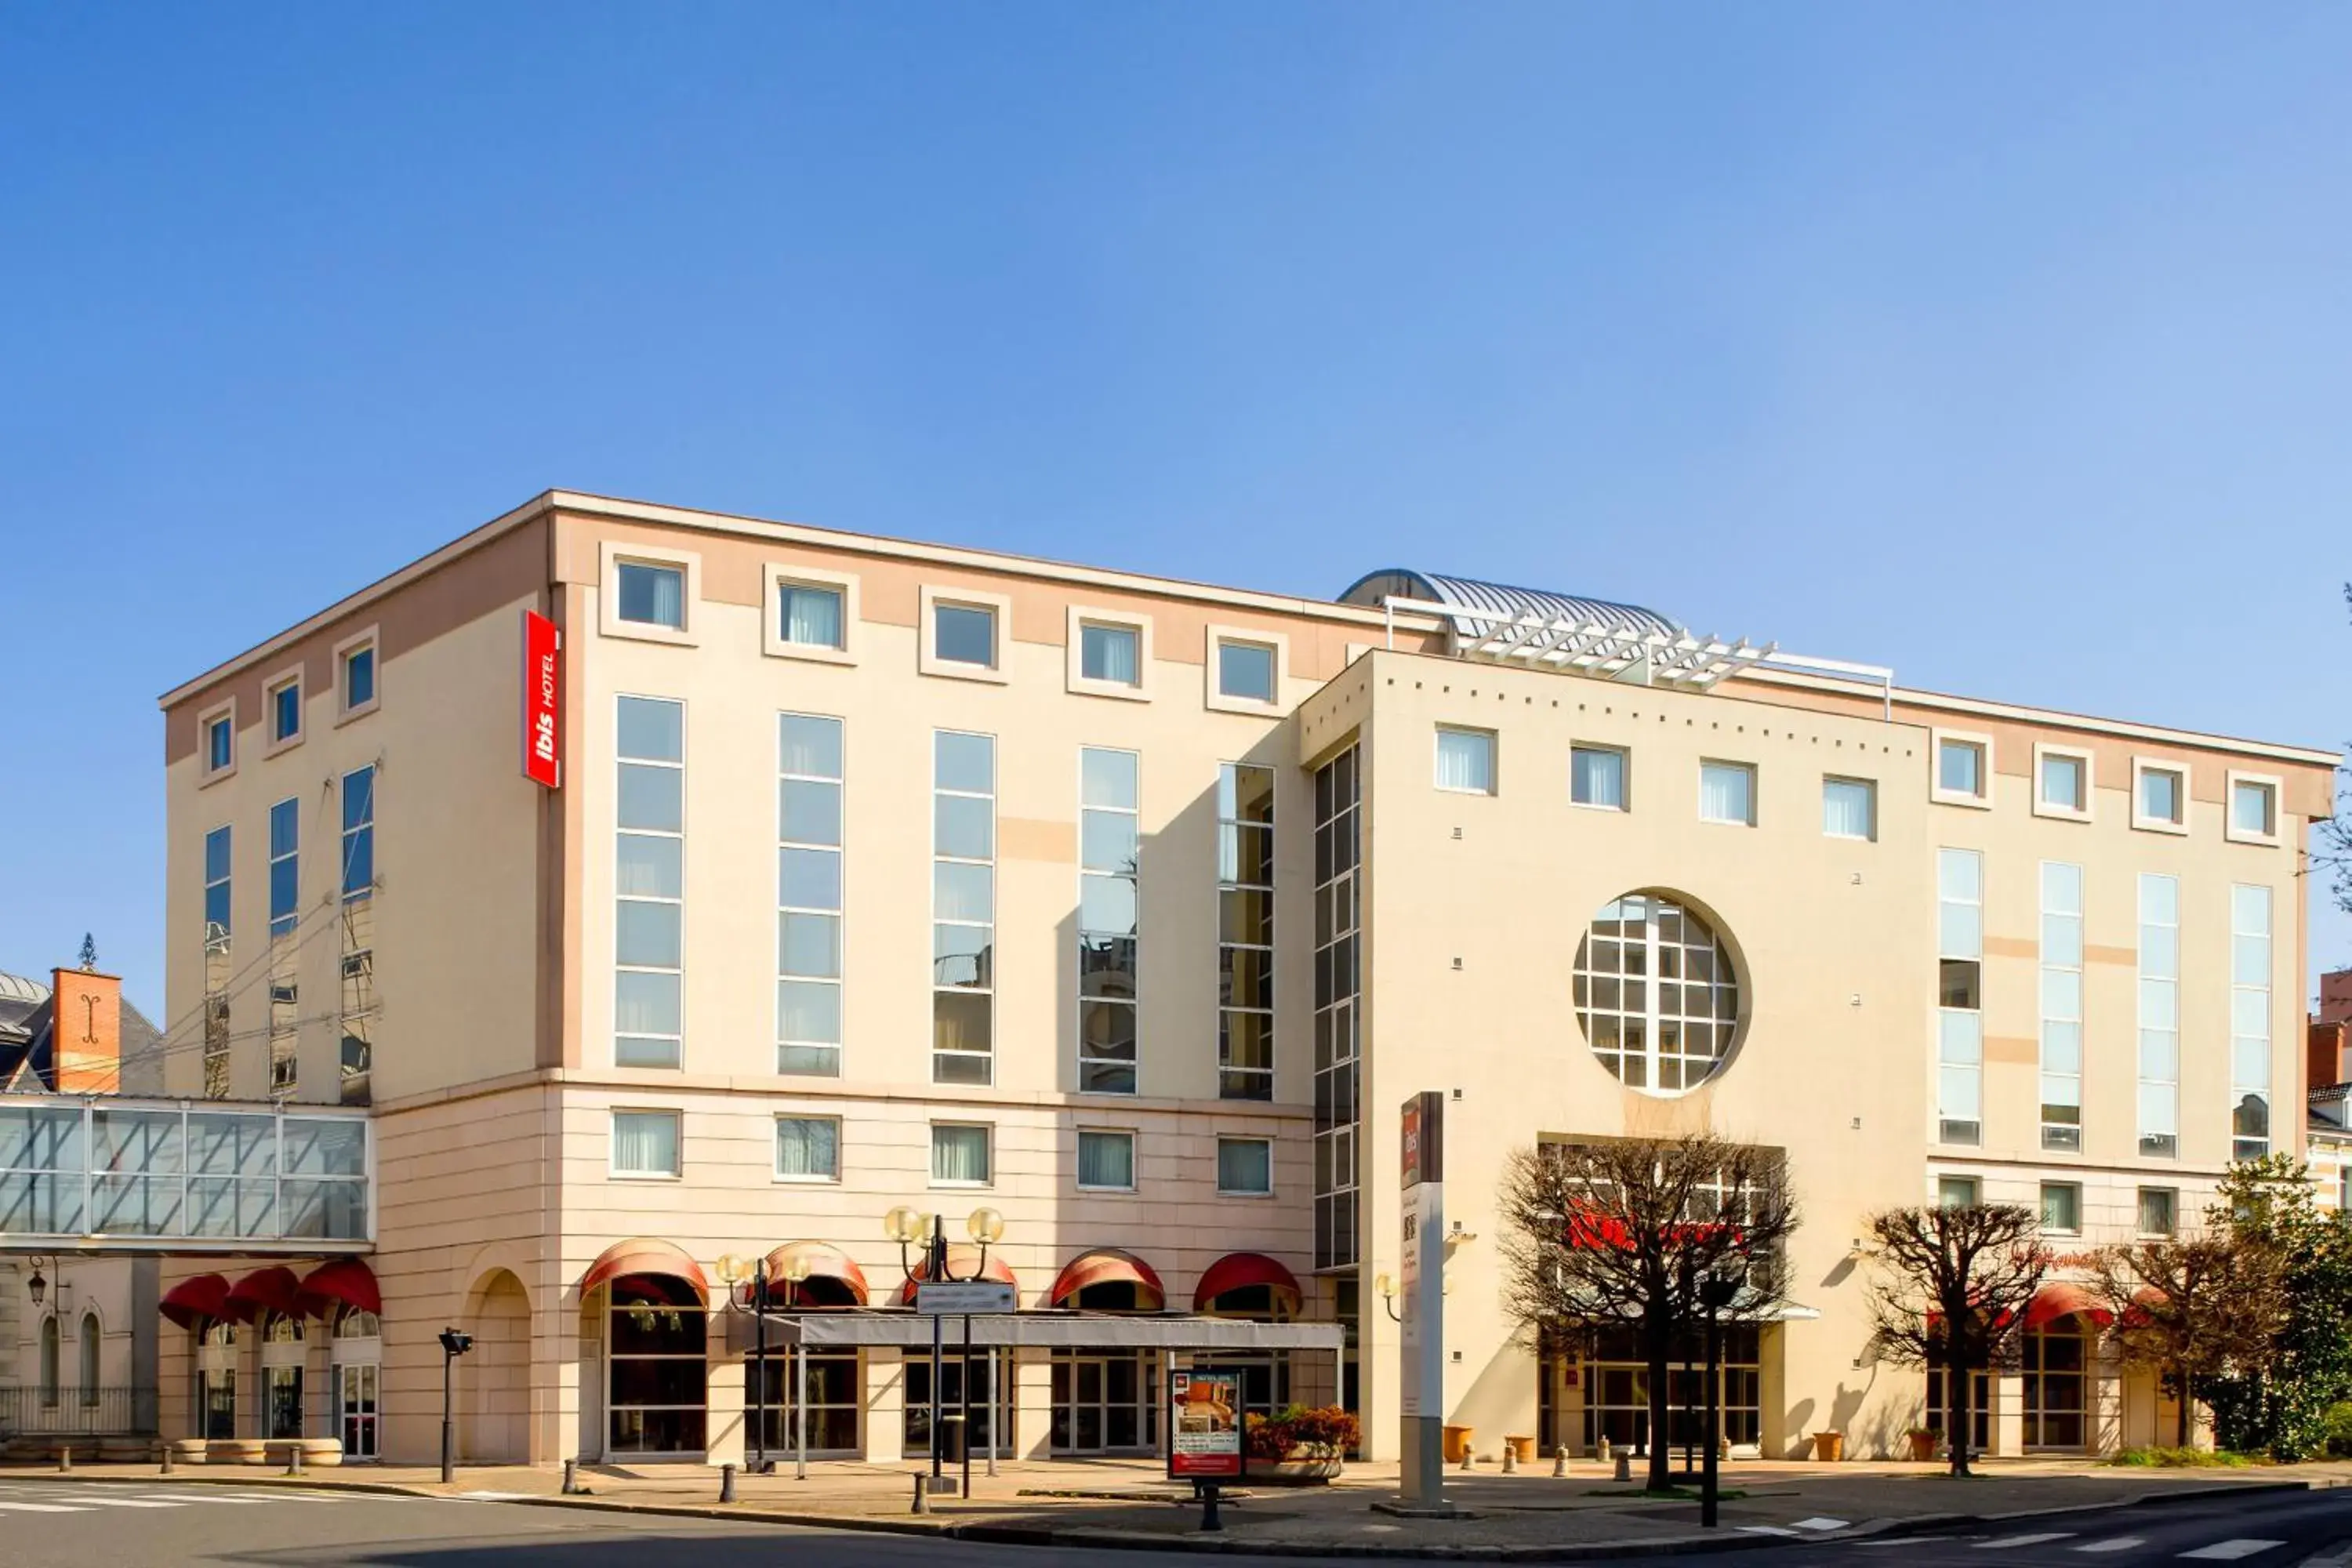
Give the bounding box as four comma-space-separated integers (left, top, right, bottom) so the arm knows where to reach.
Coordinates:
522, 610, 562, 788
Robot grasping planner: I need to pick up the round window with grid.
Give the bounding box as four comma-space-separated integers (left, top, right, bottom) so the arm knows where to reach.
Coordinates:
1572, 892, 1742, 1095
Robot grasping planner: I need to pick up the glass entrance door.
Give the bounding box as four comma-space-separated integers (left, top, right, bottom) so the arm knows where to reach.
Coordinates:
1050, 1353, 1157, 1454
1581, 1326, 1762, 1456
1926, 1363, 1991, 1454
337, 1363, 379, 1460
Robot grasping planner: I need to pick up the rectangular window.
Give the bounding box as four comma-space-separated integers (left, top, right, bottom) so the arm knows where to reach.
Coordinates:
202, 824, 233, 1098
1938, 738, 1986, 800
1699, 760, 1756, 826
205, 714, 234, 774
2136, 1187, 2177, 1236
931, 1123, 992, 1185
611, 1110, 681, 1178
1937, 1176, 1980, 1209
1218, 639, 1276, 703
1080, 623, 1142, 687
1570, 745, 1627, 810
2231, 884, 2274, 1161
615, 698, 684, 1069
2039, 862, 2085, 1152
1079, 747, 1140, 1094
2040, 751, 2088, 814
204, 826, 234, 948
1219, 764, 1276, 1101
2138, 874, 2180, 1159
270, 679, 302, 745
778, 714, 845, 1077
340, 640, 376, 713
1822, 777, 1876, 840
933, 603, 997, 668
1936, 848, 1984, 1146
267, 797, 300, 1095
2232, 779, 2278, 840
1313, 746, 1362, 1271
1434, 727, 1496, 794
267, 798, 300, 939
775, 1116, 840, 1181
1076, 1129, 1136, 1191
337, 766, 377, 1107
2138, 765, 2185, 828
615, 561, 686, 629
934, 732, 996, 1085
777, 583, 844, 649
1218, 1137, 1273, 1196
339, 766, 376, 903
2039, 1181, 2082, 1234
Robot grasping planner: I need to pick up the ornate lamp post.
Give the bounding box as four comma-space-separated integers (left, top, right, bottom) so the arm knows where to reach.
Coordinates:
886, 1205, 1004, 1495
716, 1251, 815, 1477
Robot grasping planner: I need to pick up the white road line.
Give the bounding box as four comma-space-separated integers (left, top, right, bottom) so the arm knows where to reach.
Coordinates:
1740, 1526, 1802, 1537
1795, 1517, 1853, 1531
0, 1500, 96, 1513
2181, 1544, 2285, 1563
6, 1494, 184, 1508
2075, 1541, 2147, 1555
119, 1493, 266, 1504
1979, 1534, 2078, 1550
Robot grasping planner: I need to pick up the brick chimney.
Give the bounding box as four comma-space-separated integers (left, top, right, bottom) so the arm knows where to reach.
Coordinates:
49, 967, 121, 1094
2321, 969, 2352, 1026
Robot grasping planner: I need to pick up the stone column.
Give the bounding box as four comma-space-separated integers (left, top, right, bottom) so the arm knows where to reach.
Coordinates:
865, 1348, 904, 1463
1991, 1373, 2025, 1458
1014, 1348, 1054, 1459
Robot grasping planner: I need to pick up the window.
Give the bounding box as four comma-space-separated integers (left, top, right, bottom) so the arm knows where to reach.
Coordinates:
1822, 777, 1876, 840
1077, 1130, 1136, 1191
1434, 728, 1496, 794
202, 823, 234, 1099
2138, 874, 2180, 1159
1936, 848, 1984, 1146
933, 602, 997, 667
338, 765, 377, 1107
615, 561, 686, 630
1698, 761, 1755, 826
611, 1110, 681, 1178
1079, 747, 1140, 1094
267, 799, 300, 940
2230, 775, 2279, 842
934, 732, 996, 1085
1218, 764, 1276, 1101
1218, 640, 1276, 703
1313, 746, 1362, 1271
775, 1116, 840, 1181
1218, 1138, 1273, 1196
615, 698, 684, 1069
2039, 1181, 2082, 1233
1937, 1176, 1980, 1209
1936, 735, 1988, 804
267, 797, 301, 1096
1570, 745, 1628, 810
340, 765, 376, 902
78, 1312, 100, 1406
2231, 884, 2274, 1160
1573, 892, 1741, 1095
1082, 623, 1141, 687
203, 710, 234, 775
338, 634, 377, 717
38, 1316, 59, 1407
203, 826, 234, 950
2136, 763, 2186, 831
2039, 862, 2084, 1152
2136, 1187, 2177, 1236
779, 714, 844, 1076
931, 1123, 992, 1185
268, 676, 302, 747
777, 583, 845, 650
2037, 746, 2091, 818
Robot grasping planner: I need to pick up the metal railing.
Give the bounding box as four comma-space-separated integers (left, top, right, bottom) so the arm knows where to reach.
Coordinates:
0, 1385, 158, 1436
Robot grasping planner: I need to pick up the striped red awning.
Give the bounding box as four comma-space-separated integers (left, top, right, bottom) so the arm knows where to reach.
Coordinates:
159, 1273, 232, 1330
223, 1265, 305, 1323
763, 1242, 869, 1308
2025, 1282, 2114, 1332
295, 1259, 381, 1320
583, 1238, 710, 1302
894, 1247, 1018, 1305
1192, 1252, 1303, 1314
1049, 1249, 1166, 1310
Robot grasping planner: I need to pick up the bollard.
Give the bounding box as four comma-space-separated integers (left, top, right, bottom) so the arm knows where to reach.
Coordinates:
719, 1463, 737, 1504
1199, 1480, 1223, 1534
287, 1444, 305, 1477
1613, 1450, 1632, 1483
162, 1443, 176, 1476
1552, 1446, 1569, 1479
561, 1458, 580, 1495
58, 1444, 72, 1475
1501, 1445, 1517, 1474
1458, 1448, 1474, 1472
911, 1473, 930, 1515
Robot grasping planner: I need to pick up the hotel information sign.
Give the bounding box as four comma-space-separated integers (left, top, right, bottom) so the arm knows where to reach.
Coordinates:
1399, 1092, 1445, 1425
521, 609, 562, 789
1167, 1369, 1243, 1479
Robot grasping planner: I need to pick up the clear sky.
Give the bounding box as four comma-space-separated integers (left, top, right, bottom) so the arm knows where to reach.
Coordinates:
2, 5, 2346, 1017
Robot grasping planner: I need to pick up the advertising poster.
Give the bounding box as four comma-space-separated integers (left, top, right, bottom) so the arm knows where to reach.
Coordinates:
1167, 1369, 1243, 1479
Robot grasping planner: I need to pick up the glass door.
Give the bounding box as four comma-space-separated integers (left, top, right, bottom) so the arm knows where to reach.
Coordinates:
1051, 1353, 1158, 1454
337, 1363, 379, 1460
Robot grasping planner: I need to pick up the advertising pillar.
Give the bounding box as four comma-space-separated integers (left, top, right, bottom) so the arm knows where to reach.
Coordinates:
1399, 1091, 1445, 1507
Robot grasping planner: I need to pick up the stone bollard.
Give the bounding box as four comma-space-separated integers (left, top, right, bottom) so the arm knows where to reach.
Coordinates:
1458, 1448, 1474, 1472
561, 1458, 581, 1495
162, 1443, 176, 1476
719, 1463, 737, 1504
1501, 1444, 1517, 1474
911, 1473, 930, 1515
287, 1444, 305, 1477
1613, 1450, 1632, 1483
1552, 1446, 1570, 1479
57, 1444, 72, 1475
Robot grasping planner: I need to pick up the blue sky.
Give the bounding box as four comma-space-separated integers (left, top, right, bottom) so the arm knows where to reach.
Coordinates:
2, 5, 2346, 1014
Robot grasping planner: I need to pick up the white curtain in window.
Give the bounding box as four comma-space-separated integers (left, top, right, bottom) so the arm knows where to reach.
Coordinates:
1572, 749, 1624, 808
932, 1127, 989, 1183
1435, 731, 1494, 793
1217, 1139, 1271, 1193
615, 971, 681, 1035
1822, 779, 1874, 839
1700, 764, 1752, 823
1078, 1133, 1134, 1189
782, 586, 843, 648
1084, 626, 1139, 684
776, 1118, 838, 1178
612, 1112, 678, 1174
782, 715, 844, 779
646, 567, 684, 628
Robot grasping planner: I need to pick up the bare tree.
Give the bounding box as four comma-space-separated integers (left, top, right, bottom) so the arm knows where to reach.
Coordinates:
2089, 1234, 2288, 1450
1500, 1133, 1799, 1493
1864, 1204, 2049, 1476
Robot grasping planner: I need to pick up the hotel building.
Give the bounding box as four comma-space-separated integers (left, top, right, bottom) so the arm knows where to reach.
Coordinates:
140, 491, 2336, 1465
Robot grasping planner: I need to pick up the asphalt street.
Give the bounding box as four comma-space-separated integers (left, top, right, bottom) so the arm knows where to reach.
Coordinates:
0, 1477, 2346, 1568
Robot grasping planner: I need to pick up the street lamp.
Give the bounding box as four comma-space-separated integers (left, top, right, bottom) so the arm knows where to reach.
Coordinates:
1372, 1272, 1399, 1323
716, 1250, 815, 1479
1697, 1261, 1744, 1529
437, 1327, 474, 1484
887, 1206, 1006, 1497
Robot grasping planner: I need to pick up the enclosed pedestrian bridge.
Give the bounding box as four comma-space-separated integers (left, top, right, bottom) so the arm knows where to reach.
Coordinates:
0, 1098, 371, 1254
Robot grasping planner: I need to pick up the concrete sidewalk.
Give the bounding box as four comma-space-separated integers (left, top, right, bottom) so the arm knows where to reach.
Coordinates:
7, 1454, 2349, 1559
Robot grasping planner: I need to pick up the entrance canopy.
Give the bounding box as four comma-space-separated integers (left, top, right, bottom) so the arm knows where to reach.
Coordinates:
765, 1241, 868, 1307
723, 1307, 1342, 1356
1192, 1251, 1301, 1313
583, 1237, 710, 1301
2025, 1283, 2114, 1330
1051, 1249, 1164, 1311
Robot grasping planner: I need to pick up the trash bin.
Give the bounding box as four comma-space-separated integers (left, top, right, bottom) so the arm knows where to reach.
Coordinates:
936, 1413, 968, 1465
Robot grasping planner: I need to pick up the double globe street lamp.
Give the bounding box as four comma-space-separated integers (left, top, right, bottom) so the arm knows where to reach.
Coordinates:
885, 1204, 1005, 1498
713, 1250, 814, 1478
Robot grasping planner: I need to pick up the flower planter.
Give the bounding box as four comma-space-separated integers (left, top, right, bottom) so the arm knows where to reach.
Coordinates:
1253, 1457, 1343, 1485
1811, 1431, 1845, 1463
1505, 1434, 1538, 1465
168, 1437, 209, 1465
1441, 1425, 1475, 1465
1907, 1431, 1939, 1463
209, 1437, 266, 1465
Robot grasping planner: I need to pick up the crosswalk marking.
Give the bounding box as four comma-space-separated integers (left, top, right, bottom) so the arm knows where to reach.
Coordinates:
121, 1492, 266, 1504
0, 1500, 96, 1513
1980, 1534, 2078, 1550
2074, 1540, 2146, 1554
1795, 1516, 1853, 1531
2181, 1543, 2284, 1563
1740, 1525, 1801, 1537
11, 1494, 184, 1508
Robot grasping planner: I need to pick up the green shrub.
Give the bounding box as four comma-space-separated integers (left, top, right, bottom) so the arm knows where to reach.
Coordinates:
2108, 1446, 2254, 1468
2321, 1402, 2352, 1459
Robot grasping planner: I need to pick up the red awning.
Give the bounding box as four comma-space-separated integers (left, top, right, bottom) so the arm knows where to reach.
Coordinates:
1049, 1249, 1166, 1310
2025, 1282, 2114, 1331
295, 1259, 381, 1320
2120, 1286, 2165, 1329
893, 1247, 1018, 1305
1192, 1252, 1303, 1314
764, 1242, 869, 1308
223, 1265, 305, 1323
583, 1238, 709, 1302
159, 1273, 232, 1330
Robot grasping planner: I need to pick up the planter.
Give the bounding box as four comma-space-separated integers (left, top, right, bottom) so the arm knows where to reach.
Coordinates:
99, 1436, 158, 1464
1811, 1430, 1845, 1463
1907, 1431, 1939, 1463
169, 1438, 209, 1465
209, 1437, 266, 1465
264, 1438, 345, 1468
1441, 1425, 1475, 1465
1253, 1457, 1343, 1485
1504, 1434, 1538, 1465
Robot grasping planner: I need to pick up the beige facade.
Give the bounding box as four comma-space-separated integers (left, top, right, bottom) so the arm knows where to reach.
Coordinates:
150, 492, 2336, 1465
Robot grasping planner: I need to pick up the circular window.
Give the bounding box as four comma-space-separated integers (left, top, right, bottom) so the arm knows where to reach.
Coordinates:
1573, 892, 1742, 1095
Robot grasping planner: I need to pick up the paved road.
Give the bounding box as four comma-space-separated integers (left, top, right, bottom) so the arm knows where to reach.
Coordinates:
0, 1476, 2345, 1567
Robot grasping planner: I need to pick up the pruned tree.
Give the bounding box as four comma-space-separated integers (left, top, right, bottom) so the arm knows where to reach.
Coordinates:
1864, 1203, 2049, 1476
2090, 1232, 2287, 1450
1500, 1133, 1799, 1493
2202, 1155, 2352, 1457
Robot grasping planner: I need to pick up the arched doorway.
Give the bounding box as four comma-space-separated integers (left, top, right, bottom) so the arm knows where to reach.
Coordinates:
1047, 1250, 1164, 1456
260, 1312, 307, 1439
2024, 1313, 2091, 1451
460, 1269, 531, 1463
331, 1306, 381, 1461
196, 1321, 238, 1439
605, 1274, 706, 1457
